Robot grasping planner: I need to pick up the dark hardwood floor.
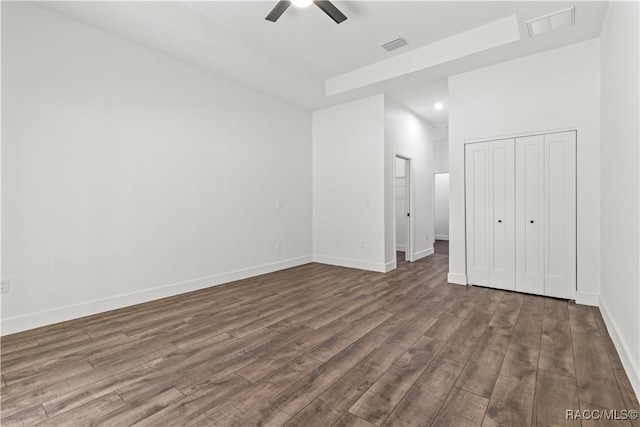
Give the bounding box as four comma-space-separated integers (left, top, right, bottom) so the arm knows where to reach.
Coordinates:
434, 240, 449, 255
1, 249, 638, 426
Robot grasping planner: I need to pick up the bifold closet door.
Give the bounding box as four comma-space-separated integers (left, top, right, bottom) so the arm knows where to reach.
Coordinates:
488, 139, 515, 290
515, 131, 576, 299
515, 135, 545, 295
465, 142, 490, 286
465, 139, 515, 289
544, 131, 576, 299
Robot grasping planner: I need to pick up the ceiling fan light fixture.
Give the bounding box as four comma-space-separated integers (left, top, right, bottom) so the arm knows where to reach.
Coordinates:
291, 0, 313, 8
265, 0, 346, 24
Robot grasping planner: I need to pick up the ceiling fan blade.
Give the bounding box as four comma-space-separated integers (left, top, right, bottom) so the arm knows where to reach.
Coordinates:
314, 1, 347, 24
265, 1, 291, 22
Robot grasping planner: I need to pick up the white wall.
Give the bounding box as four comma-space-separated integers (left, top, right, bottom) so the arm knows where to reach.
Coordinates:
313, 96, 434, 272
434, 173, 450, 240
395, 158, 407, 250
312, 95, 386, 272
448, 39, 601, 304
433, 138, 449, 173
385, 98, 435, 267
599, 0, 640, 397
1, 2, 312, 334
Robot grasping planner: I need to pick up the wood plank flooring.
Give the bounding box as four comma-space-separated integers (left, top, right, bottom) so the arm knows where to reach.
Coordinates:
2, 248, 638, 426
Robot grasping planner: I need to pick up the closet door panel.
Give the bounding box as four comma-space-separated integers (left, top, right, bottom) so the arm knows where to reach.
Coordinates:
544, 131, 576, 299
489, 139, 515, 290
516, 135, 545, 295
465, 143, 490, 286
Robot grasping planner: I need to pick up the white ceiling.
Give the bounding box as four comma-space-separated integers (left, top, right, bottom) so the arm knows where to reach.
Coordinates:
187, 1, 522, 78
35, 1, 609, 128
388, 78, 450, 139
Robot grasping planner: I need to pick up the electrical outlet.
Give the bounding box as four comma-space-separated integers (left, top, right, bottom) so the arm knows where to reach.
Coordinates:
1, 278, 9, 294
360, 241, 366, 249
276, 240, 282, 250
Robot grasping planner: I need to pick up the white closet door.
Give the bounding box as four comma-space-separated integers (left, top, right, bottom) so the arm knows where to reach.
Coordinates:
465, 142, 490, 286
516, 135, 545, 295
544, 131, 576, 299
489, 139, 515, 290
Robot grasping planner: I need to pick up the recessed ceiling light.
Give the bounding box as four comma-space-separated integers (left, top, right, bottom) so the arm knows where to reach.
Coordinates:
526, 7, 575, 37
291, 0, 313, 8
434, 102, 444, 110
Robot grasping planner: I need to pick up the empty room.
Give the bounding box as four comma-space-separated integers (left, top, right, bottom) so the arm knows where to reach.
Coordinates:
1, 1, 639, 426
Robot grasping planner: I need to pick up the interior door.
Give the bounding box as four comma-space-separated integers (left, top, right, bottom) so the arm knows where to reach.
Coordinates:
515, 135, 545, 295
489, 139, 515, 290
544, 131, 576, 299
395, 157, 407, 255
434, 173, 450, 241
465, 142, 490, 286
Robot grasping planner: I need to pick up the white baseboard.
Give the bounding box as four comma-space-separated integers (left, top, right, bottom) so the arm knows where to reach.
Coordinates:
447, 272, 467, 285
395, 244, 406, 251
384, 261, 396, 273
434, 235, 449, 241
0, 256, 313, 336
413, 247, 434, 261
312, 255, 386, 273
599, 296, 640, 399
575, 291, 599, 306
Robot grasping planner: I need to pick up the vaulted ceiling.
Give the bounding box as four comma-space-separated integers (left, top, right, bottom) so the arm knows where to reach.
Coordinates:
35, 1, 609, 129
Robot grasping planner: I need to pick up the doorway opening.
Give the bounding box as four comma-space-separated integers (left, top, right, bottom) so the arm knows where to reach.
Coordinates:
434, 172, 449, 255
394, 156, 412, 263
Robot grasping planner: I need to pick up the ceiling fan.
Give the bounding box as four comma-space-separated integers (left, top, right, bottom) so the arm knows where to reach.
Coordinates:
265, 0, 347, 24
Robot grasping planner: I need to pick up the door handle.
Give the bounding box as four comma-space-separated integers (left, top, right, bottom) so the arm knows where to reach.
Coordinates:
498, 220, 502, 223
530, 220, 535, 223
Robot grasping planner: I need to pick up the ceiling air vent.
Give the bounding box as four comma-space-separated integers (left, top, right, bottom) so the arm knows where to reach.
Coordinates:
526, 6, 575, 37
382, 37, 408, 52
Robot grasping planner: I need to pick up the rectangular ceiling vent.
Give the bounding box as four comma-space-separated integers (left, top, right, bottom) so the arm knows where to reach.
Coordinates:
526, 6, 575, 37
382, 37, 408, 52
